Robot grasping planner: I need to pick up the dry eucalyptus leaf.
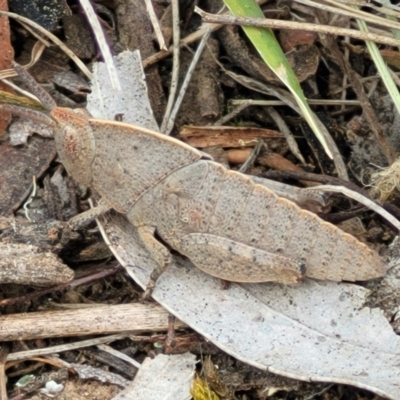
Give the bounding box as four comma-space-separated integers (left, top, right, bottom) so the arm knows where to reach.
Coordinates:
87, 50, 158, 131
99, 213, 400, 400
112, 353, 196, 400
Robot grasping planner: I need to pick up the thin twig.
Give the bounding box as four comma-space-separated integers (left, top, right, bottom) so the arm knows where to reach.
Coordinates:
0, 10, 91, 78
263, 169, 368, 194
304, 384, 334, 400
0, 345, 8, 400
161, 0, 180, 133
79, 0, 119, 89
341, 20, 351, 113
163, 28, 212, 135
144, 0, 167, 50
7, 335, 127, 362
307, 185, 400, 231
230, 99, 361, 106
1, 78, 43, 104
321, 207, 368, 225
296, 0, 400, 31
316, 10, 394, 163
18, 20, 51, 46
239, 139, 264, 173
142, 0, 270, 68
215, 66, 348, 180
266, 107, 305, 164
263, 169, 400, 227
0, 40, 46, 81
97, 344, 141, 369
22, 176, 37, 221
195, 7, 400, 48
388, 68, 400, 89
213, 100, 252, 125
0, 264, 122, 307
361, 0, 400, 17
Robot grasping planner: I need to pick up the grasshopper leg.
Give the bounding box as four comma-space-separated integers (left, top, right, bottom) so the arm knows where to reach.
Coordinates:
61, 200, 112, 245
137, 225, 172, 299
179, 233, 306, 285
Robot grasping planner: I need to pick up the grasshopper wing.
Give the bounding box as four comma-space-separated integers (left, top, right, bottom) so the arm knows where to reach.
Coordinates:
89, 120, 202, 213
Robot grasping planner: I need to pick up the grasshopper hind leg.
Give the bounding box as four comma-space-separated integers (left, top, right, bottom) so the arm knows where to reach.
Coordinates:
178, 233, 306, 285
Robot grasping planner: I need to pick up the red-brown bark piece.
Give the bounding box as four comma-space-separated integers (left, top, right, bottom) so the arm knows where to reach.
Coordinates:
0, 0, 14, 135
179, 126, 283, 148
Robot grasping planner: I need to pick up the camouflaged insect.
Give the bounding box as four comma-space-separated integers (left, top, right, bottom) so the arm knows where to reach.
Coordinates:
1, 64, 386, 293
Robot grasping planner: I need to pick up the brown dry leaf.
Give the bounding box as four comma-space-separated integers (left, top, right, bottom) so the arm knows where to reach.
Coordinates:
258, 153, 318, 187
226, 148, 253, 164
259, 152, 303, 171
373, 49, 400, 70
287, 44, 320, 83
202, 356, 232, 398
179, 125, 283, 148
279, 29, 318, 52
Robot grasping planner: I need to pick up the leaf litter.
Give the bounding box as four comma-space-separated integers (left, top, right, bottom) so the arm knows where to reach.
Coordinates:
2, 1, 400, 399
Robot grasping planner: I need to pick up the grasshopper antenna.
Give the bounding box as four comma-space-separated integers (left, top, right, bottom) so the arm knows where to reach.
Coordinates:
12, 61, 57, 111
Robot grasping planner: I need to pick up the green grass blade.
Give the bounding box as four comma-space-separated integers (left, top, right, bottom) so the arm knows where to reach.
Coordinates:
355, 2, 400, 119
222, 0, 332, 158
0, 90, 44, 109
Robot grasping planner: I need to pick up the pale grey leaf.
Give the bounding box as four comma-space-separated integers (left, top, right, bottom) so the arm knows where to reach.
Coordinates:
112, 353, 196, 400
87, 50, 159, 131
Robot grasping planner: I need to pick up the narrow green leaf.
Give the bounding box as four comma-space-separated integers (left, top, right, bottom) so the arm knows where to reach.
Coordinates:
222, 0, 333, 158
354, 5, 400, 121
0, 90, 44, 109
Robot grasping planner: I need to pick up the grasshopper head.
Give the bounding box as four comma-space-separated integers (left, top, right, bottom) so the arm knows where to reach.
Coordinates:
50, 107, 95, 188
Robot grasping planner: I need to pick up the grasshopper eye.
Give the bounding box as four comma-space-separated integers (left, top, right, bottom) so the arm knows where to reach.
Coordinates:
63, 127, 81, 158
